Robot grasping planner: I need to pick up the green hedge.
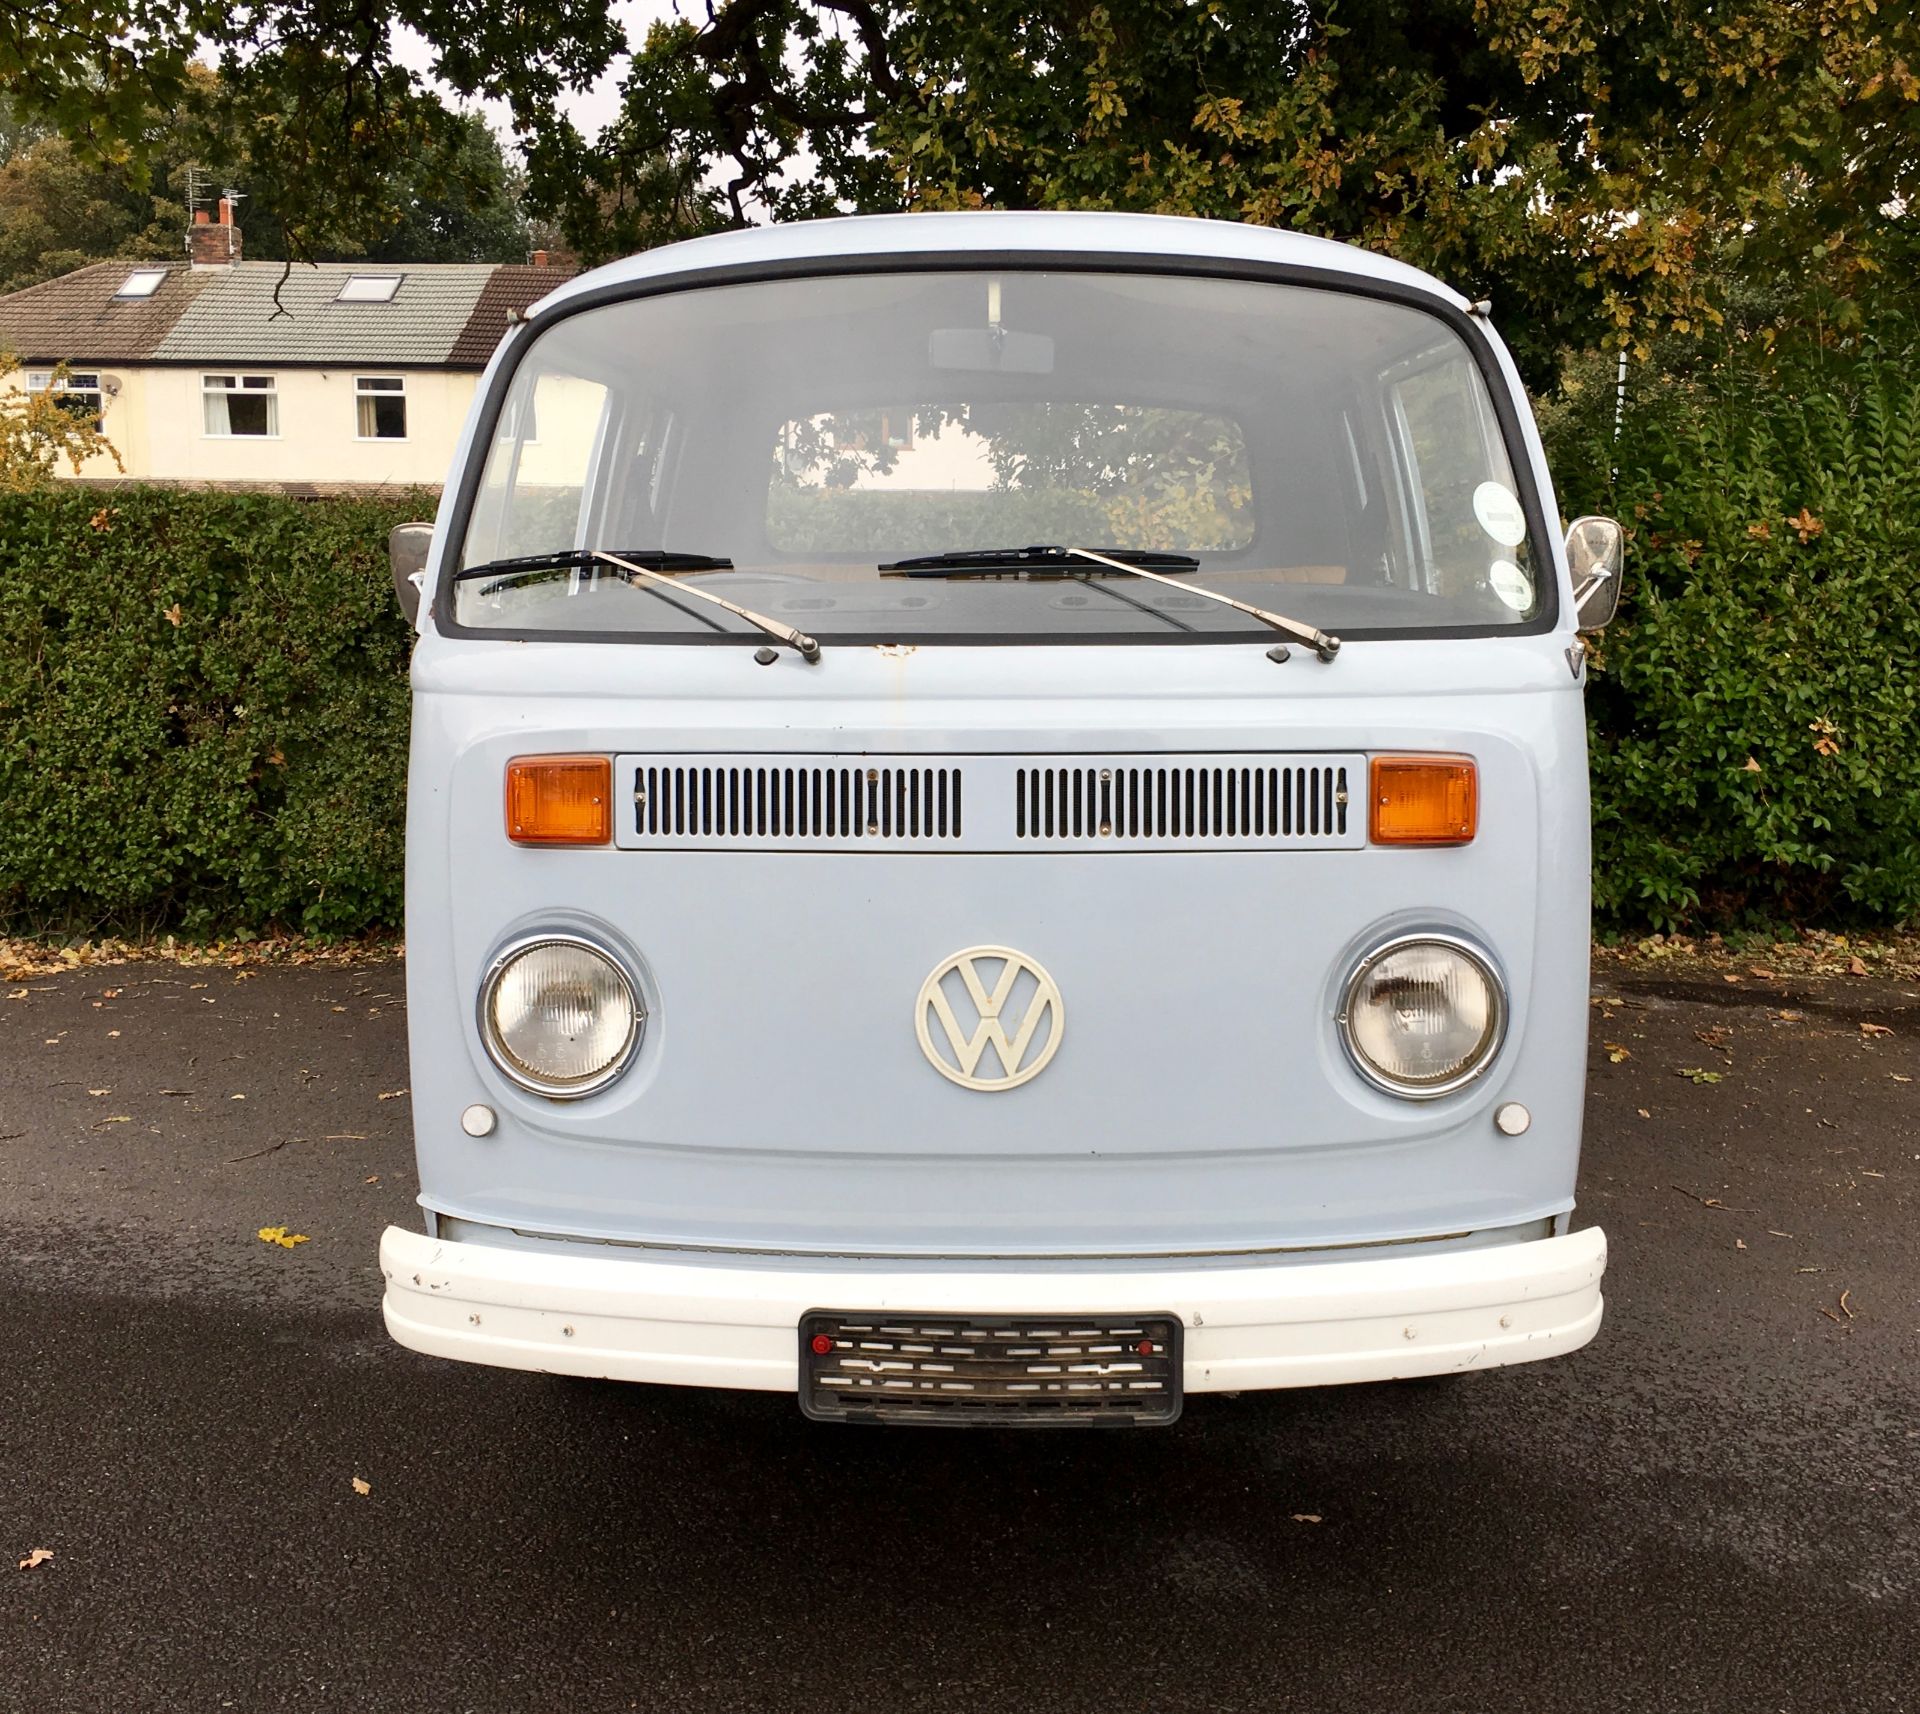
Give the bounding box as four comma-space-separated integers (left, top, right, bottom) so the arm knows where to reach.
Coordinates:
1545, 333, 1920, 928
0, 487, 424, 934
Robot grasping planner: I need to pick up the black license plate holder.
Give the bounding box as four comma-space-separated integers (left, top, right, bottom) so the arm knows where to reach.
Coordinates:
799, 1310, 1182, 1426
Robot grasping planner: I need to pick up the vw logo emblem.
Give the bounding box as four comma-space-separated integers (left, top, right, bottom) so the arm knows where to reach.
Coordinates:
915, 946, 1064, 1091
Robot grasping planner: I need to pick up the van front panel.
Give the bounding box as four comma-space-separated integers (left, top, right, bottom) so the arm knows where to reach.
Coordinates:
404, 633, 1588, 1259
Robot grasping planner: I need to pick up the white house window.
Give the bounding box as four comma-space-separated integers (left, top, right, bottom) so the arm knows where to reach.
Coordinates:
203, 374, 278, 437
114, 269, 167, 299
335, 274, 403, 303
355, 375, 407, 440
27, 369, 105, 425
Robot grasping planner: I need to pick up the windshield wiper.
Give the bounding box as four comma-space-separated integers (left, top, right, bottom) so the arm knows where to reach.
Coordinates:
880, 544, 1200, 575
879, 544, 1340, 661
453, 547, 821, 663
454, 547, 735, 585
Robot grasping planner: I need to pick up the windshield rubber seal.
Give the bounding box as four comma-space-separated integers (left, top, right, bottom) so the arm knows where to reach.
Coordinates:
432, 251, 1561, 649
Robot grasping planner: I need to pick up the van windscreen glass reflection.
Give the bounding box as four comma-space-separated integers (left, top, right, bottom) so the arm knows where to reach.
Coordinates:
452, 270, 1544, 643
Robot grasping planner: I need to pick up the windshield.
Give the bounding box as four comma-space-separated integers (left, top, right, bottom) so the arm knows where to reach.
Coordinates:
450, 269, 1545, 643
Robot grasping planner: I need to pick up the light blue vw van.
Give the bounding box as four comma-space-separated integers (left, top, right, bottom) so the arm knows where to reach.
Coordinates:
381, 212, 1622, 1425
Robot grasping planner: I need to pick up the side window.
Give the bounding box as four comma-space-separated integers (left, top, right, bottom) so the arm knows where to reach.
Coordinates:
1389, 352, 1501, 598
29, 369, 105, 426
355, 376, 407, 440
203, 374, 278, 437
464, 369, 610, 564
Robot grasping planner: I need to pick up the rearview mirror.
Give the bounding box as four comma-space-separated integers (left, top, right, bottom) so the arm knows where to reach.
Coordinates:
388, 522, 433, 625
1565, 515, 1624, 631
928, 326, 1056, 375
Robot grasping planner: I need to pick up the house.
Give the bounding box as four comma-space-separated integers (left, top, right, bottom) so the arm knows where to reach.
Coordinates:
0, 200, 574, 488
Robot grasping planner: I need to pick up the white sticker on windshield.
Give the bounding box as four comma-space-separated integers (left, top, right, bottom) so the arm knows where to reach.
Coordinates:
1489, 559, 1532, 612
1473, 481, 1528, 547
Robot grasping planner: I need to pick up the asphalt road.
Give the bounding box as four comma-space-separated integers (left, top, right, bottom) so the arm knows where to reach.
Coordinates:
1, 953, 1915, 1714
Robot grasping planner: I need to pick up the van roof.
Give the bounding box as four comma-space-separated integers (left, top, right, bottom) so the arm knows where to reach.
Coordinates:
526, 211, 1472, 324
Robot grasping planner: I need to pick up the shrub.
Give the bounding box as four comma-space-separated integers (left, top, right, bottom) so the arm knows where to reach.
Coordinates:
0, 486, 425, 934
1545, 331, 1920, 929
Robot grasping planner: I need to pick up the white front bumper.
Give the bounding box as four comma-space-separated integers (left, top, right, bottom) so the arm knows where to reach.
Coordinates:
381, 1224, 1605, 1394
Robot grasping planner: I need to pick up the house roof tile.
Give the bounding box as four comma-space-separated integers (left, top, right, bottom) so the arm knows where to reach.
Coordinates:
447, 263, 577, 367
153, 262, 499, 367
0, 261, 215, 366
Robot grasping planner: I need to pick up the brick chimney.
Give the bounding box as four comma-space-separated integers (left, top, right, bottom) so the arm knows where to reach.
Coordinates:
188, 198, 242, 269
531, 248, 550, 268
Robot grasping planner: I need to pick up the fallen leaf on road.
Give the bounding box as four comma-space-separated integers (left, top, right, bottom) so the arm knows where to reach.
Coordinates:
6, 989, 25, 1001
1748, 966, 1776, 979
1794, 1266, 1823, 1274
351, 1476, 371, 1496
1735, 1239, 1747, 1250
87, 1088, 109, 1096
363, 1175, 380, 1184
257, 1225, 310, 1249
1637, 1108, 1651, 1119
1860, 1022, 1893, 1038
229, 1093, 246, 1101
97, 1115, 131, 1125
1849, 956, 1869, 976
1678, 1066, 1723, 1085
1893, 1075, 1912, 1084
376, 1089, 408, 1100
1694, 1026, 1731, 1047
17, 1548, 52, 1570
1290, 1513, 1321, 1524
1605, 1043, 1631, 1063
1721, 974, 1742, 984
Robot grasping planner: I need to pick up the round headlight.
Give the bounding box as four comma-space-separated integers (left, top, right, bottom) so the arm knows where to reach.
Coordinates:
1340, 935, 1506, 1097
480, 935, 642, 1098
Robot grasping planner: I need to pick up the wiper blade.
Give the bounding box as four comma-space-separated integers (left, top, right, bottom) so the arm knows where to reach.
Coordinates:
452, 547, 821, 663
453, 547, 734, 583
880, 544, 1200, 575
1062, 546, 1340, 662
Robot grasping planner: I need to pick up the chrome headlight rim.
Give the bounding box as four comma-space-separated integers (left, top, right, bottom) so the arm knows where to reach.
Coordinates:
1337, 931, 1508, 1101
477, 931, 645, 1101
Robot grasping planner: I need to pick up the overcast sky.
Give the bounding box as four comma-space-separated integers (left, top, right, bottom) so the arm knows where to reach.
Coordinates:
391, 0, 687, 146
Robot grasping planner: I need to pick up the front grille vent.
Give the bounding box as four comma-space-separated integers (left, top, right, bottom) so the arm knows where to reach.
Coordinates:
635, 762, 961, 844
1015, 763, 1348, 843
615, 752, 1366, 852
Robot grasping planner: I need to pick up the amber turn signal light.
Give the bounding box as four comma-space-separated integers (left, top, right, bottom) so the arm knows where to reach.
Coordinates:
1369, 755, 1478, 846
505, 755, 611, 846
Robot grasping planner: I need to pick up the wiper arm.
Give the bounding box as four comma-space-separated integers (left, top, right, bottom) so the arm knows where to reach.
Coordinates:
452, 547, 821, 663
1063, 546, 1340, 662
880, 544, 1200, 575
591, 550, 820, 662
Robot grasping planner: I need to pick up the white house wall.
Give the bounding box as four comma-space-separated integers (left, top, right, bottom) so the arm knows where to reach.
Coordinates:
42, 367, 481, 487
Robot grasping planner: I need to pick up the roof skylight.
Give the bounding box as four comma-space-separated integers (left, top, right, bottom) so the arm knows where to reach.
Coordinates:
114, 269, 167, 300
335, 274, 403, 304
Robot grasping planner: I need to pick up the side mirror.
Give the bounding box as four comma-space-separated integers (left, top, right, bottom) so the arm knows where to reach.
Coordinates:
1565, 515, 1625, 631
388, 522, 433, 626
